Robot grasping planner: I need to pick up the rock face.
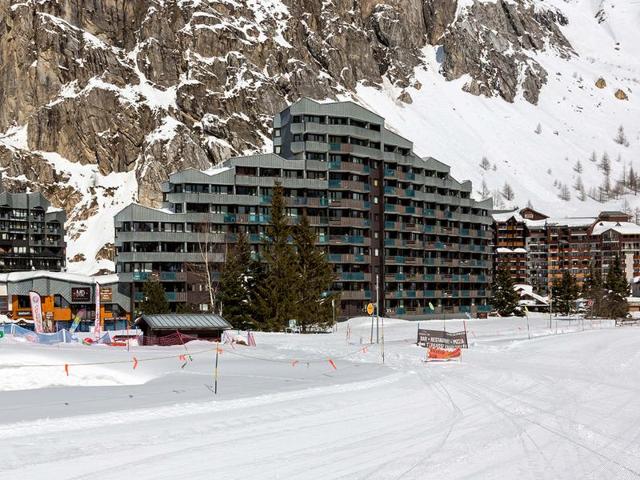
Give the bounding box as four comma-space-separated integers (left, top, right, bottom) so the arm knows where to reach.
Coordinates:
0, 0, 574, 261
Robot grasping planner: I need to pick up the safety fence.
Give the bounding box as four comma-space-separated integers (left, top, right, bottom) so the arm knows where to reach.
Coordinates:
1, 323, 74, 344
138, 331, 200, 346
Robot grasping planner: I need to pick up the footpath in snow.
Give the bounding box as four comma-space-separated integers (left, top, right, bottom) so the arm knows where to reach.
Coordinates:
1, 314, 639, 480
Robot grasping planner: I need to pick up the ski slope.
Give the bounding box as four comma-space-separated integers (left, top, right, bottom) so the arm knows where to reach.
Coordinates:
1, 315, 639, 479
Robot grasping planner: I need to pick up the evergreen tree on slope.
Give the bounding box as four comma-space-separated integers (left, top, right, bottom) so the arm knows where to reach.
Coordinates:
219, 230, 254, 330
491, 268, 520, 316
293, 214, 337, 332
140, 277, 170, 315
605, 255, 629, 319
253, 184, 298, 331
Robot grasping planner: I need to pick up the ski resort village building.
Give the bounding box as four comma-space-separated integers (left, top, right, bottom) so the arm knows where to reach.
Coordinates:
0, 180, 66, 273
0, 271, 130, 330
115, 99, 493, 319
493, 209, 640, 294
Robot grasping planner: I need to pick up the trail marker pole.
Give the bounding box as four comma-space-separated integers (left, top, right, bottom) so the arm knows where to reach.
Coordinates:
214, 342, 220, 395
375, 275, 380, 344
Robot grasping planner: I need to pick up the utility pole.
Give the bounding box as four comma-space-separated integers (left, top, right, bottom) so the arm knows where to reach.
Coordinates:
376, 274, 380, 344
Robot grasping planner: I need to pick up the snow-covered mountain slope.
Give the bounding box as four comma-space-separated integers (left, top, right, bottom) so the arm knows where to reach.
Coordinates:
354, 0, 639, 216
0, 0, 638, 274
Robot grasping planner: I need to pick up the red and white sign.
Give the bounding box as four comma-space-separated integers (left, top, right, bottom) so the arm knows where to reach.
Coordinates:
94, 284, 101, 338
29, 291, 44, 334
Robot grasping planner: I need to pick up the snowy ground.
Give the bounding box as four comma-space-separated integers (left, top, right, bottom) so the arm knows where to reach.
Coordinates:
1, 314, 640, 479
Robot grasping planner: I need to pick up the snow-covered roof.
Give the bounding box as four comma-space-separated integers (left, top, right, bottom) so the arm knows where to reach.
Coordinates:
514, 284, 548, 305
496, 247, 527, 253
541, 217, 597, 228
0, 270, 115, 285
492, 210, 523, 223
591, 221, 640, 236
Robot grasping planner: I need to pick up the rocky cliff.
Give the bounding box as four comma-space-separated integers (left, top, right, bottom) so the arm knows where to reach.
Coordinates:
0, 0, 634, 273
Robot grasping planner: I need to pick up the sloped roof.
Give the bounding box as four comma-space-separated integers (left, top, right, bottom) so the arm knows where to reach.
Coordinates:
139, 314, 232, 330
591, 221, 640, 236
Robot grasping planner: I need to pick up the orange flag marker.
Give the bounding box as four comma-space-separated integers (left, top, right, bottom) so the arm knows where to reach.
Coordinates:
64, 364, 69, 376
328, 359, 337, 370
133, 357, 138, 370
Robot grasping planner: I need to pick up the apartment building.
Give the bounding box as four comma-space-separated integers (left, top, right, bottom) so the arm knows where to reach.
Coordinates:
493, 208, 640, 294
0, 182, 66, 272
115, 98, 493, 319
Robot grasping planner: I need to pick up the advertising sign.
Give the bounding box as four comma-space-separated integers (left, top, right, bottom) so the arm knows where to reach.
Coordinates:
29, 291, 44, 333
94, 284, 101, 338
70, 308, 86, 333
99, 287, 113, 302
417, 328, 468, 349
71, 287, 91, 303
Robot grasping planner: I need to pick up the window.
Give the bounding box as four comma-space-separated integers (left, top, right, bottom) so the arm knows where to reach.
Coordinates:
274, 146, 281, 154
274, 128, 281, 137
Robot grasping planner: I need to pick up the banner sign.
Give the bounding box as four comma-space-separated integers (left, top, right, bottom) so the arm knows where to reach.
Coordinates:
99, 287, 113, 302
94, 284, 101, 338
70, 308, 86, 334
29, 291, 44, 333
417, 328, 468, 349
71, 287, 91, 303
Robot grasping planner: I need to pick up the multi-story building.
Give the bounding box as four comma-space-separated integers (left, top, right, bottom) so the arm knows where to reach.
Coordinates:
0, 181, 66, 272
493, 208, 640, 294
115, 98, 493, 319
0, 271, 130, 331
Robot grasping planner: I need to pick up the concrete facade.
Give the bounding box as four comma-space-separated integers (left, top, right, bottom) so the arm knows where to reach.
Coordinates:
0, 188, 66, 272
115, 98, 493, 319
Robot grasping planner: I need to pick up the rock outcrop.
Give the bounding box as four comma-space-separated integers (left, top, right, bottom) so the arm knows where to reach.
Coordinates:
0, 0, 575, 266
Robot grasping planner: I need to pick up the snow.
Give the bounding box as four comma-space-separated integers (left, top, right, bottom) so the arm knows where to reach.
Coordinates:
2, 314, 639, 479
36, 151, 138, 275
145, 116, 182, 144
591, 221, 640, 235
353, 0, 640, 216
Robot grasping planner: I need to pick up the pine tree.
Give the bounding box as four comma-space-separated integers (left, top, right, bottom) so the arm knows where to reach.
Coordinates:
140, 278, 170, 314
615, 125, 629, 146
502, 182, 515, 201
480, 156, 491, 171
583, 265, 605, 318
491, 268, 520, 316
292, 214, 337, 332
535, 123, 542, 134
553, 271, 578, 315
600, 152, 611, 175
573, 160, 583, 174
218, 230, 254, 329
589, 151, 597, 163
628, 165, 638, 194
253, 183, 298, 331
559, 183, 571, 201
478, 179, 490, 199
604, 255, 629, 319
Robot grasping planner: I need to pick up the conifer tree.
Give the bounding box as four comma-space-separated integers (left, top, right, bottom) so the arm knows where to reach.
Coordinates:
491, 268, 520, 316
140, 277, 170, 314
253, 183, 298, 331
573, 160, 583, 174
480, 157, 491, 171
604, 255, 629, 318
292, 214, 337, 332
553, 271, 579, 315
600, 152, 611, 175
502, 182, 515, 201
583, 265, 605, 318
218, 230, 254, 329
